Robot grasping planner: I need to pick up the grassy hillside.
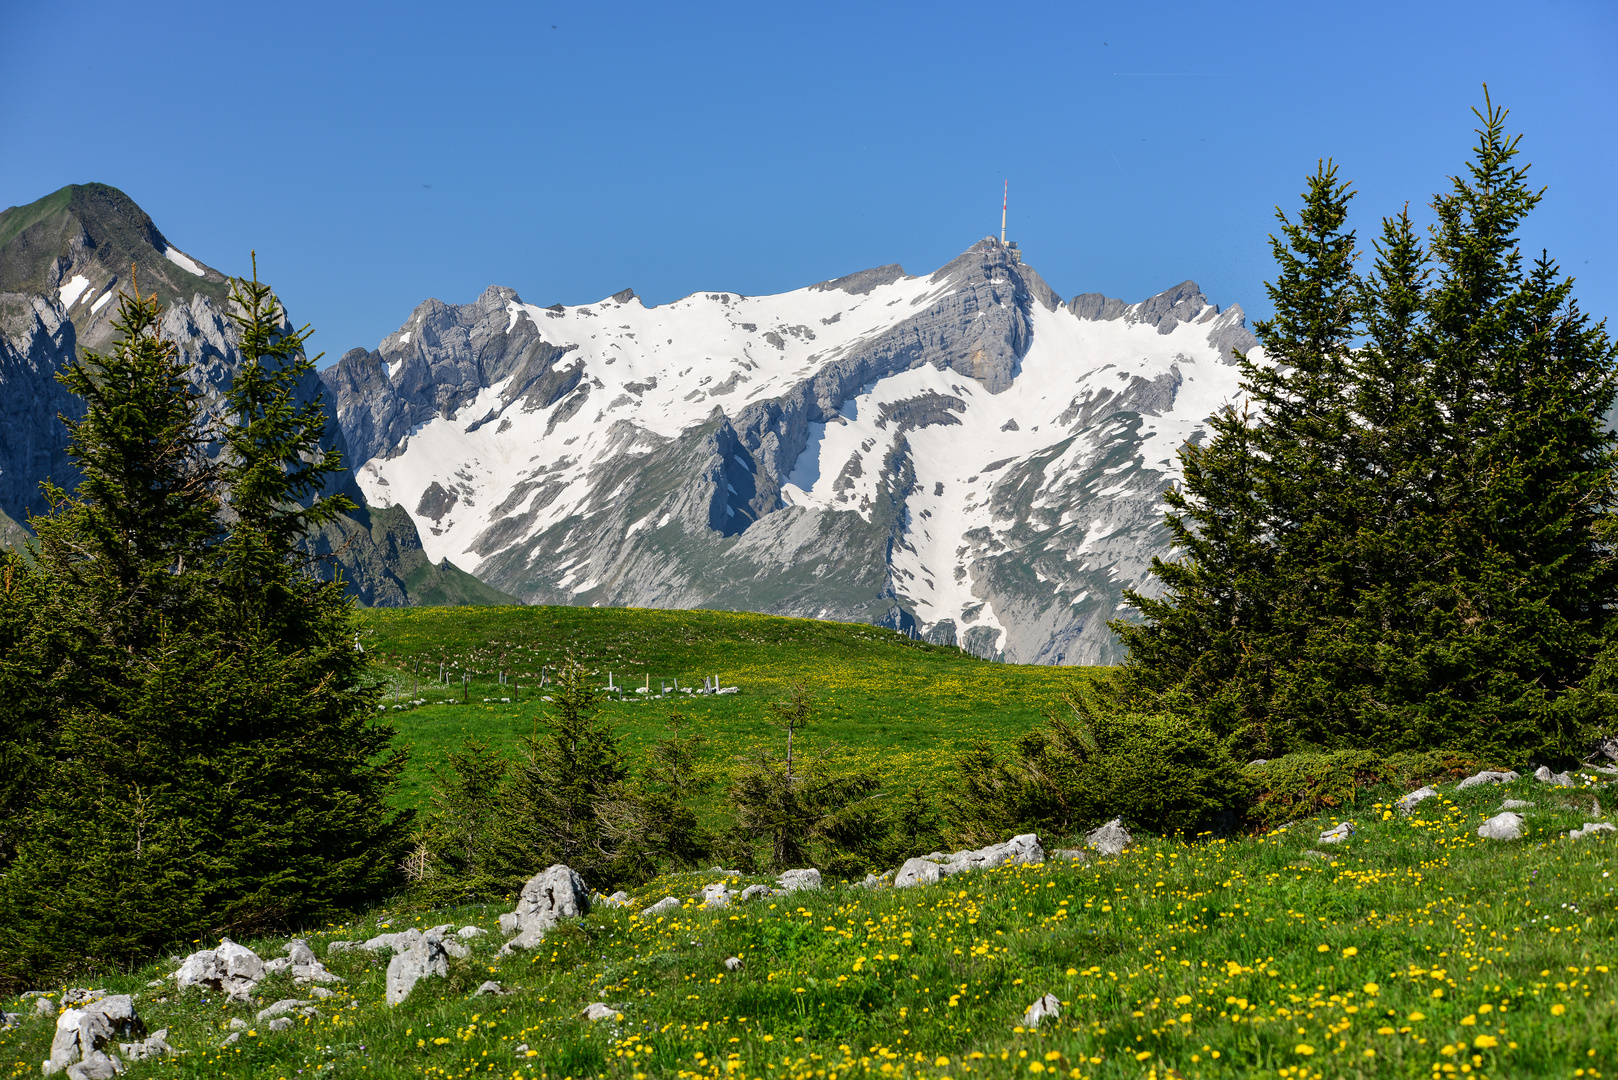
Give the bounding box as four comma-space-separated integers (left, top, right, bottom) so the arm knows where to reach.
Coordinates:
356, 604, 1081, 809
3, 768, 1613, 1079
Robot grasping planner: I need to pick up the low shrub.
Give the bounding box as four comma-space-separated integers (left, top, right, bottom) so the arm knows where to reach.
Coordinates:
1244, 748, 1500, 829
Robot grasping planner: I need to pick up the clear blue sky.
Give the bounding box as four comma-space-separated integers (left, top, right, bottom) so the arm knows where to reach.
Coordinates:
4, 1, 1613, 365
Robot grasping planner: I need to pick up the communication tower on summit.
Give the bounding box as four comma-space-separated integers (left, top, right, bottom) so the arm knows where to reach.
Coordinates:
1000, 180, 1022, 262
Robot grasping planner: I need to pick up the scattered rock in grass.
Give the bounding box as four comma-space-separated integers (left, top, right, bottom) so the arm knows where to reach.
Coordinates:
1567, 822, 1616, 841
1088, 819, 1133, 856
175, 938, 264, 1001
285, 940, 316, 965
859, 873, 890, 889
700, 882, 734, 908
710, 867, 741, 877
256, 999, 312, 1021
34, 998, 56, 1017
220, 1032, 240, 1047
499, 864, 592, 956
514, 1043, 530, 1055
309, 987, 337, 1000
1501, 799, 1534, 810
593, 891, 632, 908
583, 1003, 620, 1022
1051, 848, 1089, 862
1591, 798, 1602, 818
268, 1017, 294, 1032
325, 940, 362, 954
362, 929, 424, 954
0, 1012, 18, 1031
1458, 770, 1520, 790
724, 956, 744, 972
44, 994, 143, 1078
1395, 787, 1437, 814
1248, 759, 1269, 767
60, 990, 109, 1007
1477, 812, 1524, 840
1319, 821, 1355, 844
777, 869, 822, 892
642, 896, 681, 915
894, 857, 942, 889
386, 930, 456, 1006
1022, 994, 1061, 1027
474, 981, 513, 997
740, 884, 774, 901
458, 925, 488, 938
229, 1018, 248, 1030
120, 1028, 173, 1062
263, 957, 293, 975
144, 979, 164, 989
1534, 766, 1574, 787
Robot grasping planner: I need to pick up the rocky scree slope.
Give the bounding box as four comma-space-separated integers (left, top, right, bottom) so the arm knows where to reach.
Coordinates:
0, 183, 510, 608
325, 238, 1259, 662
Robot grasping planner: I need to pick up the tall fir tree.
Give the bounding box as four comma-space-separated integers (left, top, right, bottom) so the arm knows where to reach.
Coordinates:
0, 270, 408, 990
1113, 94, 1618, 763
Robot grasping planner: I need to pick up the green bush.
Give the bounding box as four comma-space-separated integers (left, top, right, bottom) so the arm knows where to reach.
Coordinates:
946, 684, 1250, 843
1244, 749, 1499, 829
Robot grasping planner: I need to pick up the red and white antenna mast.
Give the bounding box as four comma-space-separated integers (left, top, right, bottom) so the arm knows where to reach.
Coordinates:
1000, 180, 1008, 244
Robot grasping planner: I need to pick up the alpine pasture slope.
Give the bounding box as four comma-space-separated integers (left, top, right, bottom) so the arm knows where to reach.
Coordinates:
324, 240, 1259, 665
2, 762, 1613, 1080
356, 604, 1078, 811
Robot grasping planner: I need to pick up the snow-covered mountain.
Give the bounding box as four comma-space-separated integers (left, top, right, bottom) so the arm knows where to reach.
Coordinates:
324, 238, 1259, 663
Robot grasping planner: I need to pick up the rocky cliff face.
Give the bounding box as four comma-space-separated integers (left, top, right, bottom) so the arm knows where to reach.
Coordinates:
326, 238, 1260, 662
0, 183, 510, 609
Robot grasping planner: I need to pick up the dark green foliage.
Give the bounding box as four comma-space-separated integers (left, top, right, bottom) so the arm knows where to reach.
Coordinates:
1115, 94, 1618, 764
946, 683, 1250, 843
725, 685, 882, 871
407, 739, 518, 901
1243, 749, 1496, 830
505, 660, 630, 886
0, 277, 407, 991
597, 712, 713, 881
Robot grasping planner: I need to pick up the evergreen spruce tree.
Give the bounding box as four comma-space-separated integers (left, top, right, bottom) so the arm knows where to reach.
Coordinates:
1114, 94, 1618, 763
505, 659, 629, 884
0, 270, 408, 990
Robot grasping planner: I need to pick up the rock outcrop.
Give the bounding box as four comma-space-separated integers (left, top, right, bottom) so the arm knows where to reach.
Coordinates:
173, 938, 264, 1001
42, 994, 144, 1078
499, 864, 591, 956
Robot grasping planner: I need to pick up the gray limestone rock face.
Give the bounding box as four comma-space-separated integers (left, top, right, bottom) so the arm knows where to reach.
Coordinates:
1022, 993, 1061, 1028
776, 869, 822, 892
256, 999, 312, 1022
267, 1017, 295, 1032
1500, 799, 1534, 810
1568, 822, 1616, 841
174, 938, 263, 1001
1087, 818, 1133, 856
700, 882, 734, 908
473, 981, 513, 997
894, 857, 941, 889
583, 1003, 619, 1022
499, 864, 591, 956
1396, 787, 1438, 814
385, 931, 453, 1006
739, 884, 773, 902
43, 995, 143, 1078
1534, 766, 1574, 787
1458, 770, 1520, 790
1319, 821, 1356, 845
641, 896, 681, 916
1477, 812, 1525, 841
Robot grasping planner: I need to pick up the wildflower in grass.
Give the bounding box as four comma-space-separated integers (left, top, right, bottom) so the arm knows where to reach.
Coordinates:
1341, 946, 1357, 957
1295, 1044, 1315, 1055
1552, 1003, 1567, 1015
1475, 1036, 1499, 1048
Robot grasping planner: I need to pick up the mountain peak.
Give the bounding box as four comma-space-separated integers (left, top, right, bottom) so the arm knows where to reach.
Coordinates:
0, 182, 231, 349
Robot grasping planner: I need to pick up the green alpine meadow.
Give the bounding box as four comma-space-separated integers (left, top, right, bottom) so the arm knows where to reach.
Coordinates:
2, 93, 1616, 1080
